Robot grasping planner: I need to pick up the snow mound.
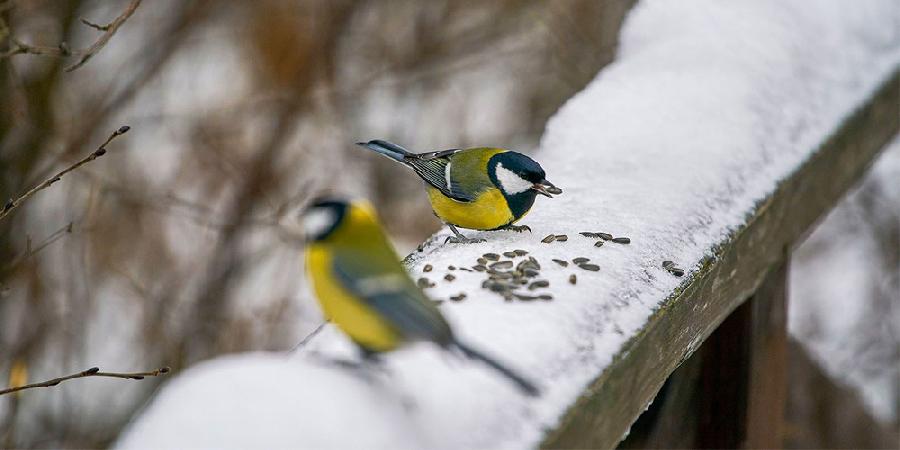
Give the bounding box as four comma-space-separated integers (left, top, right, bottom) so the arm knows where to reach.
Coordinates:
116, 1, 900, 448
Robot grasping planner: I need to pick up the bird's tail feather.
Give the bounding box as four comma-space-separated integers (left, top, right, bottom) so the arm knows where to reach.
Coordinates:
355, 139, 412, 162
451, 339, 540, 397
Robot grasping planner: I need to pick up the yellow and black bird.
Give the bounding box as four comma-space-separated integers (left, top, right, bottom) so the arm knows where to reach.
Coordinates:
356, 140, 561, 243
302, 198, 539, 396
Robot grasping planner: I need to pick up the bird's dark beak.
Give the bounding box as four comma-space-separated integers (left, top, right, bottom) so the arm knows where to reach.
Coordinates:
532, 179, 562, 198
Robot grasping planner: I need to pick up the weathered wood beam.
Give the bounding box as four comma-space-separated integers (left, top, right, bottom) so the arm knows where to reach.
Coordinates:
542, 68, 899, 449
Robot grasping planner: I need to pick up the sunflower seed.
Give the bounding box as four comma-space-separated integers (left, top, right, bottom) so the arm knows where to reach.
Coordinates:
477, 257, 488, 265
483, 253, 500, 261
486, 281, 510, 293
444, 274, 456, 282
670, 268, 685, 277
538, 294, 553, 301
662, 260, 674, 269
572, 257, 590, 264
594, 240, 604, 247
423, 264, 433, 272
502, 251, 518, 258
597, 232, 613, 241
541, 234, 556, 243
473, 265, 487, 272
528, 280, 549, 290
513, 293, 539, 301
528, 256, 541, 270
578, 263, 600, 271
513, 249, 528, 256
552, 259, 569, 267
569, 274, 577, 285
611, 237, 631, 244
489, 260, 513, 270
555, 234, 568, 242
448, 265, 457, 270
522, 268, 540, 278
458, 267, 472, 272
449, 293, 467, 302
417, 277, 435, 288
488, 270, 513, 279
579, 232, 597, 238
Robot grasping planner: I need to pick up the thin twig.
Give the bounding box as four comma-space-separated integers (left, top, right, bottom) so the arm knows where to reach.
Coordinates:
2, 221, 73, 274
0, 366, 170, 396
0, 126, 130, 223
291, 321, 328, 353
0, 0, 142, 71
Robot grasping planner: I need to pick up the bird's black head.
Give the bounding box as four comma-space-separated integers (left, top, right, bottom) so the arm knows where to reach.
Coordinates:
487, 151, 561, 221
302, 198, 348, 242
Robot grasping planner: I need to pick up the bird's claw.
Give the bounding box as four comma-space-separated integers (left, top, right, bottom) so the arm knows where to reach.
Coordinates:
444, 236, 487, 244
505, 224, 532, 233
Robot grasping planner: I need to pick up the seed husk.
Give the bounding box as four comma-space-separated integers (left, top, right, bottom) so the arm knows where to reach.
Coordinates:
541, 234, 556, 243
417, 277, 435, 288
472, 265, 487, 272
449, 293, 467, 302
489, 260, 513, 270
594, 240, 604, 247
444, 274, 456, 282
513, 293, 539, 301
486, 281, 510, 293
552, 259, 569, 267
458, 267, 472, 272
448, 265, 457, 270
502, 251, 518, 258
522, 268, 540, 278
488, 270, 513, 279
578, 263, 600, 271
569, 274, 577, 285
528, 256, 541, 270
423, 264, 433, 272
597, 232, 613, 241
572, 257, 590, 264
662, 260, 674, 269
579, 232, 597, 238
513, 249, 528, 256
611, 237, 631, 244
483, 253, 500, 261
670, 268, 685, 277
538, 294, 553, 301
477, 257, 488, 265
555, 234, 568, 242
528, 280, 550, 290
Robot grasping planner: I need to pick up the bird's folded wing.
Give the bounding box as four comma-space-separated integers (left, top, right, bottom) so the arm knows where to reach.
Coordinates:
406, 150, 476, 202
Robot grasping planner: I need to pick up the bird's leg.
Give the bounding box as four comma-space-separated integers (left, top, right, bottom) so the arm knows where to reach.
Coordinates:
444, 224, 486, 244
502, 224, 532, 233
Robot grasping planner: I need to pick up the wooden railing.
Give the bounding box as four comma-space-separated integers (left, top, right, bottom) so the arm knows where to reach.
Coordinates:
542, 68, 899, 449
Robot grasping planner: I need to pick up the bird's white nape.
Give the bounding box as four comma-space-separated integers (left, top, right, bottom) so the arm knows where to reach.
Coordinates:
303, 207, 337, 238
495, 162, 533, 195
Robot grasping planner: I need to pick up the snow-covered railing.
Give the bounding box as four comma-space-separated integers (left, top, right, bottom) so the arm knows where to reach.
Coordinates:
116, 3, 899, 449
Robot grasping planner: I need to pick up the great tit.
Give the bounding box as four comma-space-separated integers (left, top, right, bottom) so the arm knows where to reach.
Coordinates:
356, 140, 561, 243
302, 198, 539, 396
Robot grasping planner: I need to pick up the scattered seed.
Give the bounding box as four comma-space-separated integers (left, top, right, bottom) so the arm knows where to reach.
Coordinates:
538, 294, 553, 301
528, 280, 549, 290
594, 240, 604, 247
579, 232, 597, 238
502, 251, 518, 258
417, 277, 435, 288
569, 274, 577, 285
423, 264, 433, 272
472, 265, 487, 272
528, 256, 541, 270
449, 293, 467, 302
572, 257, 590, 265
552, 259, 569, 267
489, 270, 513, 279
486, 281, 509, 293
597, 232, 613, 241
513, 293, 539, 301
489, 260, 513, 270
522, 268, 540, 278
483, 253, 500, 261
513, 249, 528, 256
477, 257, 488, 265
671, 268, 685, 277
444, 274, 456, 282
611, 237, 631, 244
662, 260, 674, 269
458, 267, 472, 272
578, 263, 600, 271
555, 234, 568, 242
448, 265, 457, 271
541, 234, 556, 243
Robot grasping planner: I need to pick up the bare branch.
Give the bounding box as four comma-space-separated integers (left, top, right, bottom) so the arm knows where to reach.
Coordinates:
0, 0, 142, 71
0, 365, 170, 396
0, 126, 131, 223
2, 221, 73, 274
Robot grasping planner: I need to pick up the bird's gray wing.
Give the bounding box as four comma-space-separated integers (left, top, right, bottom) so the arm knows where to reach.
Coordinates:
330, 247, 452, 343
404, 149, 476, 202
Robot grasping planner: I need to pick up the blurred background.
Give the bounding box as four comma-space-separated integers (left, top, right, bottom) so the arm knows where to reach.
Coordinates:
0, 0, 895, 448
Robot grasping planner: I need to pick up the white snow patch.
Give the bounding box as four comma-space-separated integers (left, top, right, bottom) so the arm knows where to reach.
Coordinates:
116, 1, 900, 448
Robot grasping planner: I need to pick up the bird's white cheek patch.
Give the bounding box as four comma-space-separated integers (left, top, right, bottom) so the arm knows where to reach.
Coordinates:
496, 163, 533, 194
303, 208, 336, 238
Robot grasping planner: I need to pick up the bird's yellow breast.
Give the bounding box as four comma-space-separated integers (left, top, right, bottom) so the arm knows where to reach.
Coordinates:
304, 245, 401, 352
427, 186, 514, 230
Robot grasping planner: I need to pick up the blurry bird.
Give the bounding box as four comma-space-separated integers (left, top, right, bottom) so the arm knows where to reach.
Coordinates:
302, 198, 539, 396
356, 140, 561, 243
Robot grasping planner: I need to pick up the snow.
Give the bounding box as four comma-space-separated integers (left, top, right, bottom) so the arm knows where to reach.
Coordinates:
115, 1, 900, 448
